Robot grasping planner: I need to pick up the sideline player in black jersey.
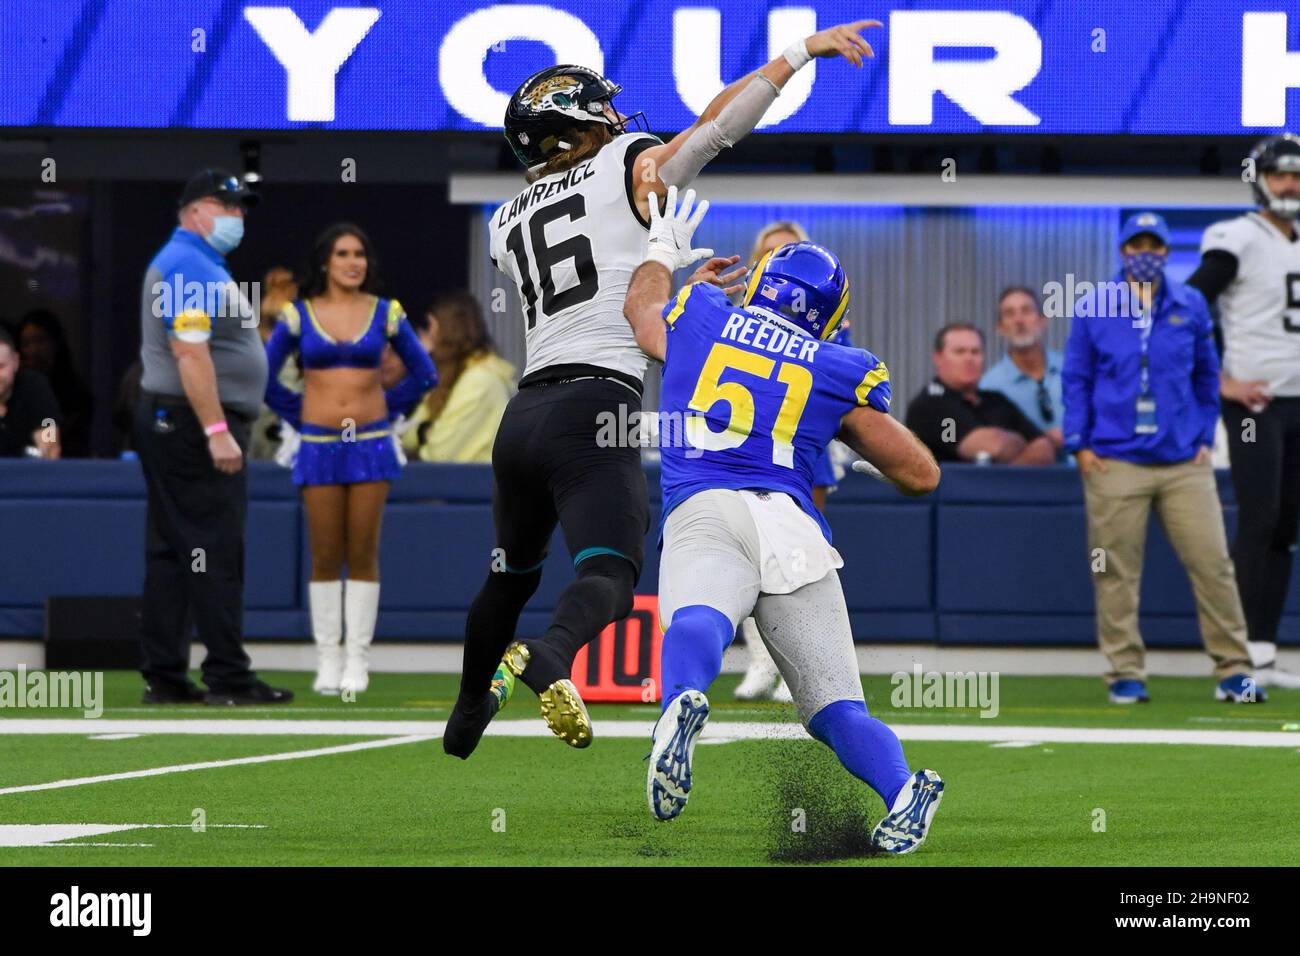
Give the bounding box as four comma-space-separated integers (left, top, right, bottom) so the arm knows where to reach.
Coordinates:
1189, 134, 1300, 689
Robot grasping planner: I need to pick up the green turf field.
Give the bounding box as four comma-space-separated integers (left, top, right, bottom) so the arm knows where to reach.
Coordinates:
1, 671, 1298, 866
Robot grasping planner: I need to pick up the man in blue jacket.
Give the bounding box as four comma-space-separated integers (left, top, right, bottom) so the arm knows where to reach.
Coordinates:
1062, 211, 1257, 705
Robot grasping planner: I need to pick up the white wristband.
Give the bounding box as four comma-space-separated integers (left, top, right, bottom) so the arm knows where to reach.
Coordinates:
783, 39, 811, 70
644, 248, 678, 272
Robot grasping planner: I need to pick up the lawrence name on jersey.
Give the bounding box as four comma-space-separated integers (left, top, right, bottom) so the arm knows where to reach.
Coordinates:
624, 187, 943, 854
488, 128, 654, 384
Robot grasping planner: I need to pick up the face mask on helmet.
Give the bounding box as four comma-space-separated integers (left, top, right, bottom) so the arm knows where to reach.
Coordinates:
1262, 185, 1300, 220
1249, 134, 1300, 220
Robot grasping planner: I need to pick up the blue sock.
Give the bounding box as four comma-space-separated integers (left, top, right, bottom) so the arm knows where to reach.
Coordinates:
659, 605, 735, 712
808, 699, 912, 807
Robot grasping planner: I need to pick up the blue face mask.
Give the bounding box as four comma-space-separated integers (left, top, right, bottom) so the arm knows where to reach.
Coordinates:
205, 215, 244, 254
1122, 250, 1166, 283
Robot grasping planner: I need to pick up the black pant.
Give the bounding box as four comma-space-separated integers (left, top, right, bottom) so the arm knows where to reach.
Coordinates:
133, 393, 255, 692
491, 377, 648, 576
1222, 396, 1300, 645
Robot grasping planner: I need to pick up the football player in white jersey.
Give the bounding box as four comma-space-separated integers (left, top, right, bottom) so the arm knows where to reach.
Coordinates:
1189, 134, 1300, 690
444, 22, 884, 758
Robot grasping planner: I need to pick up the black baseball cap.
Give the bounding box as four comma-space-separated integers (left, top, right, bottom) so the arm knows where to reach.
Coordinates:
177, 168, 260, 209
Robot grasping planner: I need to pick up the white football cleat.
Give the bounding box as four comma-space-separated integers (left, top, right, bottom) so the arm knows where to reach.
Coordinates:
871, 769, 945, 855
771, 679, 794, 704
1246, 642, 1300, 688
734, 670, 778, 701
735, 619, 785, 701
1252, 666, 1300, 690
647, 690, 710, 821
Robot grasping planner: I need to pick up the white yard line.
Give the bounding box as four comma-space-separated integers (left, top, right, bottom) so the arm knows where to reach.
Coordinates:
0, 823, 266, 847
0, 718, 1295, 800
0, 734, 434, 796
1, 717, 1299, 747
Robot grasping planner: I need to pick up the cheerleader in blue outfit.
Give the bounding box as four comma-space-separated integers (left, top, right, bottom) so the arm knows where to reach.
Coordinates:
264, 224, 437, 695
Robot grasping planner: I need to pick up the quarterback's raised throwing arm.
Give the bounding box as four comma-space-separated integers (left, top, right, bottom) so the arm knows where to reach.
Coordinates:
628, 20, 881, 219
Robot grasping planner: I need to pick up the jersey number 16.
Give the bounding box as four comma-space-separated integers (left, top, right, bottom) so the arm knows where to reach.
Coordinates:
504, 194, 599, 329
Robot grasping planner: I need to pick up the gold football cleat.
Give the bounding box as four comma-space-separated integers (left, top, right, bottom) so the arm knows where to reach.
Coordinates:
501, 641, 593, 748
539, 679, 593, 748
501, 641, 531, 679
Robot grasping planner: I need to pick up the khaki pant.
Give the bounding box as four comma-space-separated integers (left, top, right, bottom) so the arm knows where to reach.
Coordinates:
1082, 457, 1250, 682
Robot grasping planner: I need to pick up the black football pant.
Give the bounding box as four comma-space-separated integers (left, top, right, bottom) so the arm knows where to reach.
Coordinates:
134, 393, 257, 693
1222, 396, 1300, 646
458, 377, 646, 702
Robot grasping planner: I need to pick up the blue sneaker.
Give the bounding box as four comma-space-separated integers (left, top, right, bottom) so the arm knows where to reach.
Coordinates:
1216, 673, 1266, 703
646, 690, 709, 821
1108, 679, 1150, 704
871, 769, 945, 855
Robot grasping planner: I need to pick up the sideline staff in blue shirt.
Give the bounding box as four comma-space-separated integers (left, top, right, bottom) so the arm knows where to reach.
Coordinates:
1061, 211, 1254, 706
1063, 215, 1219, 465
135, 169, 292, 707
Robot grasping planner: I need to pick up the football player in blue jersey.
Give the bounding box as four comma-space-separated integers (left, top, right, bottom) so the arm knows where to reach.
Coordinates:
623, 187, 945, 854
735, 219, 854, 703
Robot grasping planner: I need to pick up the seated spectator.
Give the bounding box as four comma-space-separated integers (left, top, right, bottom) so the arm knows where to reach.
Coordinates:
905, 323, 1055, 465
112, 358, 144, 455
400, 291, 514, 463
257, 266, 299, 341
981, 286, 1067, 461
0, 325, 62, 458
17, 309, 92, 456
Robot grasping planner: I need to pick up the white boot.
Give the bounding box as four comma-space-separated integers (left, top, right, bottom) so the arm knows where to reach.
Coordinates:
309, 580, 343, 695
340, 579, 380, 694
735, 618, 784, 701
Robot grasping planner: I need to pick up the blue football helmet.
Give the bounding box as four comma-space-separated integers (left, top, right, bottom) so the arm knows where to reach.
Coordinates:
741, 241, 850, 341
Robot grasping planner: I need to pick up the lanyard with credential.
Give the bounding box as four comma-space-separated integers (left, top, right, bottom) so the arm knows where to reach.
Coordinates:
1135, 294, 1158, 434
1137, 310, 1154, 397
